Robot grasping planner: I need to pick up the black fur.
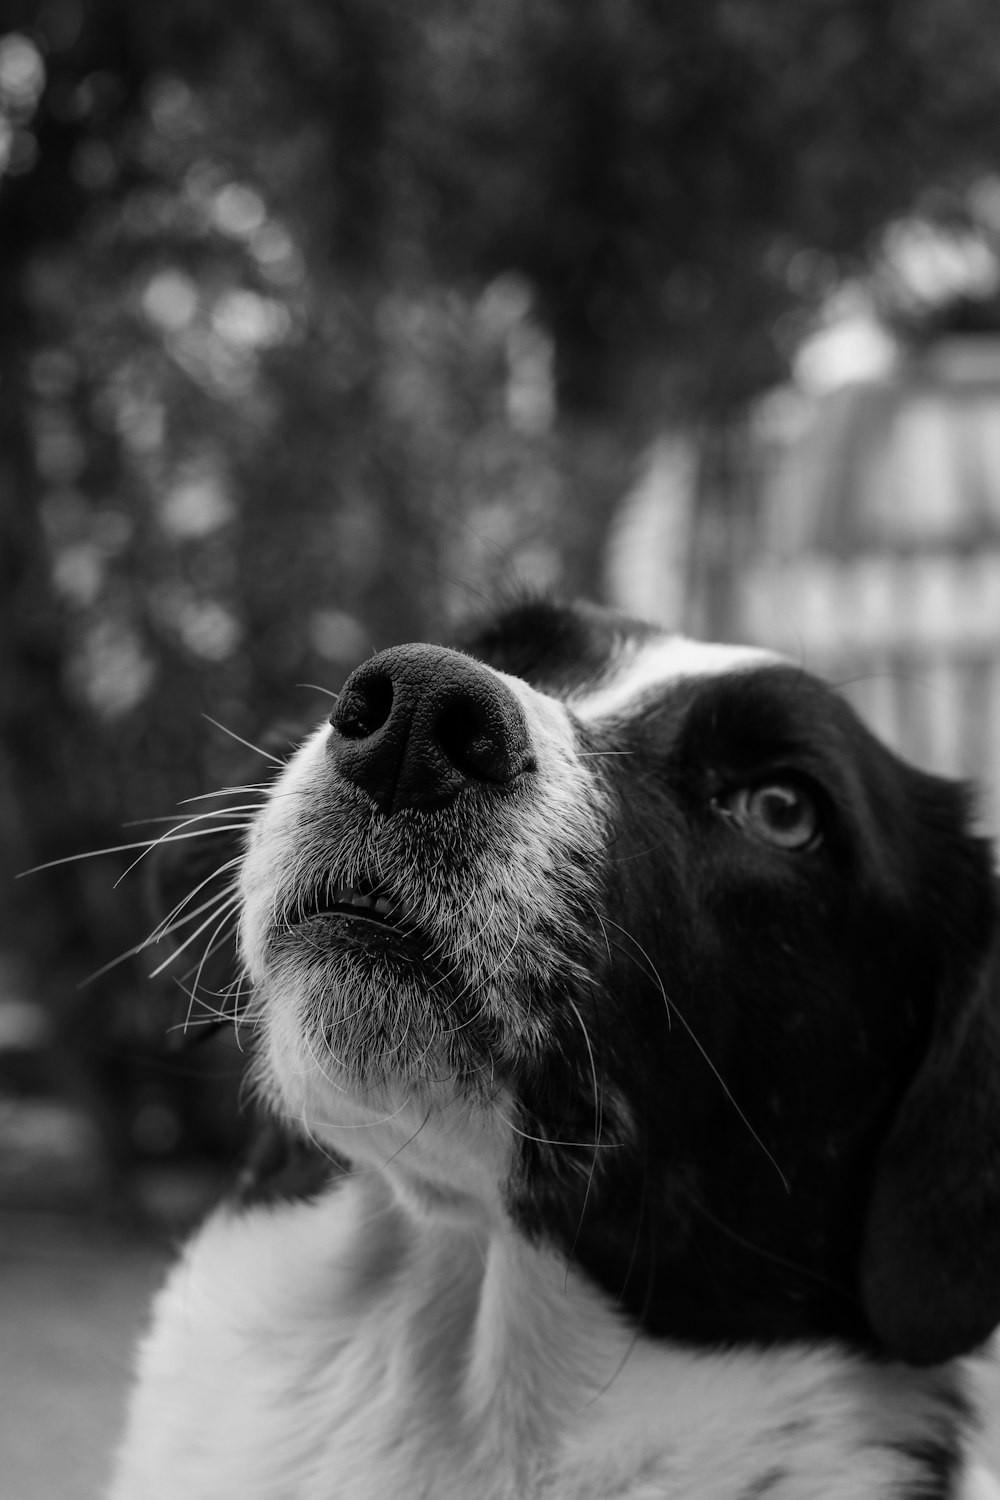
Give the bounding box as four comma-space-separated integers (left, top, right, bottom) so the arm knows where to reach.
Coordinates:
456, 600, 1000, 1362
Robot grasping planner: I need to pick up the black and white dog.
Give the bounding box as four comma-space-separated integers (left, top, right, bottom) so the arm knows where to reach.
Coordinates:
112, 599, 1000, 1499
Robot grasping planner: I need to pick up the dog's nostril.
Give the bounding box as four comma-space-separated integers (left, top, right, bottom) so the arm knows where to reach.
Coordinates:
436, 701, 525, 784
328, 643, 533, 814
330, 673, 393, 741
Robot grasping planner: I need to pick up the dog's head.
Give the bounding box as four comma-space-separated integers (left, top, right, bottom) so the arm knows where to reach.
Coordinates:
238, 598, 1000, 1366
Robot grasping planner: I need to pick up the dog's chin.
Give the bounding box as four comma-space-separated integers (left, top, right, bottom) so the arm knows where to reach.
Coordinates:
256, 923, 498, 1109
255, 941, 520, 1220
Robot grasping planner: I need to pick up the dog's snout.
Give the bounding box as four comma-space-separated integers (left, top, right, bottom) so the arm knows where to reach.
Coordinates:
329, 644, 532, 814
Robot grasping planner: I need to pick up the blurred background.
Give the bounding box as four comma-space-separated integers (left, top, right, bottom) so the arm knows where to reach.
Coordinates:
4, 0, 1000, 1492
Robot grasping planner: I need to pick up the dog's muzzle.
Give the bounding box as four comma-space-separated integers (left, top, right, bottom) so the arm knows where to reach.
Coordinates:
328, 644, 535, 815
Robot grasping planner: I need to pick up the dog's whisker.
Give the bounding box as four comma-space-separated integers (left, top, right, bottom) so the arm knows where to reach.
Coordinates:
116, 822, 257, 890
148, 893, 243, 980
149, 858, 245, 943
565, 995, 604, 1234
599, 918, 672, 1029
593, 911, 615, 974
17, 823, 244, 880
576, 750, 635, 758
171, 923, 242, 994
377, 1106, 435, 1171
608, 837, 672, 863
303, 1028, 358, 1094
180, 903, 246, 1032
443, 898, 500, 967
496, 1118, 621, 1150
76, 881, 239, 986
167, 1011, 233, 1032
122, 807, 262, 829
178, 783, 273, 805
460, 907, 520, 1002
603, 917, 790, 1194
201, 714, 287, 765
695, 1202, 848, 1298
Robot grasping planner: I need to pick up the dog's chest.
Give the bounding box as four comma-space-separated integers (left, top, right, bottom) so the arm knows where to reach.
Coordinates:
112, 1181, 969, 1500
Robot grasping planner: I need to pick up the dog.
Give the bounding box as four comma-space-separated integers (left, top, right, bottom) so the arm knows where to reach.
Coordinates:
111, 597, 1000, 1499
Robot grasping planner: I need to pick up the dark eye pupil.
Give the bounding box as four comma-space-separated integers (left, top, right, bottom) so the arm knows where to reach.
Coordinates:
756, 787, 802, 829
746, 782, 820, 850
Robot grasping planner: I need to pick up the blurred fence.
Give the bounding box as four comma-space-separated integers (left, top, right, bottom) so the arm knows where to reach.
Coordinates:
743, 549, 1000, 830
610, 334, 1000, 834
744, 336, 1000, 830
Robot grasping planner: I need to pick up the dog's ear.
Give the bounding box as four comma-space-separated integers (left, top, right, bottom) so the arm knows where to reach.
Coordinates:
860, 885, 1000, 1365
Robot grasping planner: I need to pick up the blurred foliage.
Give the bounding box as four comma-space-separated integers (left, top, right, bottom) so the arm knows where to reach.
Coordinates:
3, 0, 1000, 1194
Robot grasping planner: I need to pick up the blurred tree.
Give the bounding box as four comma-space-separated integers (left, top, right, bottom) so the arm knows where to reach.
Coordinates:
382, 0, 1000, 604
392, 0, 1000, 408
0, 3, 172, 1198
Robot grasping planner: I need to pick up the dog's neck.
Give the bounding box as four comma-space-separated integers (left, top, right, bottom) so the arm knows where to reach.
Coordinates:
113, 1172, 974, 1499
329, 1176, 624, 1464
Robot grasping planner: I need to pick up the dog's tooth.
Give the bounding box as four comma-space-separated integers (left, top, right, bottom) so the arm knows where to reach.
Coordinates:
325, 882, 413, 923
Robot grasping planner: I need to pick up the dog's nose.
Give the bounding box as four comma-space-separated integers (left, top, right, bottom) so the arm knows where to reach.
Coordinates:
328, 644, 533, 814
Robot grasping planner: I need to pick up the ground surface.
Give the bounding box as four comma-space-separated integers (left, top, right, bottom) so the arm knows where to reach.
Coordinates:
3, 1212, 1000, 1500
0, 1215, 168, 1500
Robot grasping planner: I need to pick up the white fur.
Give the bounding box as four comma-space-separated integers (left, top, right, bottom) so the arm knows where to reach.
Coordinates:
967, 1467, 1000, 1500
112, 1173, 983, 1500
570, 637, 779, 723
239, 664, 607, 1136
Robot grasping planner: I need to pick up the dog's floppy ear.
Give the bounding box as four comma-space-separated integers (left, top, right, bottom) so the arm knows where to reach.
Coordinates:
861, 883, 1000, 1365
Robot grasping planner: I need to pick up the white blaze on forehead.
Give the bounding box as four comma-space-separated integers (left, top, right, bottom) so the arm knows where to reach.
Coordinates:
570, 635, 784, 723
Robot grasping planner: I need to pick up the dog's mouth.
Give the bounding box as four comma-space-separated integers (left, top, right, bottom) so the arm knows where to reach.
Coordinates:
286, 880, 428, 959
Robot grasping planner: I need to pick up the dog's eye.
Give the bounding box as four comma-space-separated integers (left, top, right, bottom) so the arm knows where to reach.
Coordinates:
717, 782, 821, 852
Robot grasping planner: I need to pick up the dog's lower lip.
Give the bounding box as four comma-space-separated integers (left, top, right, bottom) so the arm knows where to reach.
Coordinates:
288, 883, 433, 965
